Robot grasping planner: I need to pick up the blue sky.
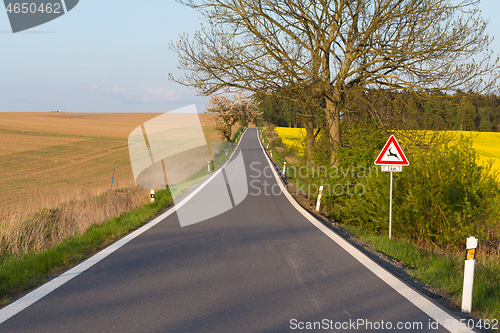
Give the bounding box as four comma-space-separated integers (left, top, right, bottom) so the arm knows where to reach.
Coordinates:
1, 0, 499, 113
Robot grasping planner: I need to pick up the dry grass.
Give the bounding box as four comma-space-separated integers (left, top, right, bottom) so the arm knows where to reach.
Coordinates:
0, 187, 149, 256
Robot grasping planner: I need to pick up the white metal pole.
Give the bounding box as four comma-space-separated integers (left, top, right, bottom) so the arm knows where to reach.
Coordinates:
316, 186, 324, 211
207, 161, 211, 173
389, 171, 393, 239
283, 162, 286, 175
462, 236, 478, 313
151, 190, 155, 203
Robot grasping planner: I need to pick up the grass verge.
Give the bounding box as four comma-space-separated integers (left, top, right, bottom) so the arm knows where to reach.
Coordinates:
0, 189, 173, 307
231, 125, 246, 142
342, 224, 500, 320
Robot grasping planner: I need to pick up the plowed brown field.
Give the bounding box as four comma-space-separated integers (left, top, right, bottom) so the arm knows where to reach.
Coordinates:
0, 112, 220, 219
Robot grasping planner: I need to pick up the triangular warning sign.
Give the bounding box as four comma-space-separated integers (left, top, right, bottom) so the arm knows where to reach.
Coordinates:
374, 135, 409, 166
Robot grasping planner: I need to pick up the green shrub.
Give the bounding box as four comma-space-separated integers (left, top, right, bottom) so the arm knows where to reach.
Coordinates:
327, 135, 500, 251
270, 135, 283, 147
231, 126, 245, 142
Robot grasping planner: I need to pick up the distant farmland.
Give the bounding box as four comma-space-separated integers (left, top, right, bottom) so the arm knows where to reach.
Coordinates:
0, 112, 220, 219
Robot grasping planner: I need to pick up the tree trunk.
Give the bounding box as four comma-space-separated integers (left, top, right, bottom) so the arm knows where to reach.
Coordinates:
304, 121, 315, 162
326, 98, 341, 165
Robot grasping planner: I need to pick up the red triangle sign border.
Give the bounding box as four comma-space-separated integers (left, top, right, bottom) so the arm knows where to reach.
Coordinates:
374, 135, 409, 166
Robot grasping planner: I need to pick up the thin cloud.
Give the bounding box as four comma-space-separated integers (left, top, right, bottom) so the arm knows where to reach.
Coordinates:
112, 87, 128, 94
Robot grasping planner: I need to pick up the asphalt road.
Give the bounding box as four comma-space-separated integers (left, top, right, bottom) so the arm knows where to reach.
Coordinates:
0, 129, 461, 332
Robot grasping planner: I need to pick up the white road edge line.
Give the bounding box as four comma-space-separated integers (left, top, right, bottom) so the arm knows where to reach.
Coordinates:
256, 129, 473, 333
0, 128, 248, 325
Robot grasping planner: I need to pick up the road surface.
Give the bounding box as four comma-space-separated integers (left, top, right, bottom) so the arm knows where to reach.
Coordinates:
0, 129, 468, 332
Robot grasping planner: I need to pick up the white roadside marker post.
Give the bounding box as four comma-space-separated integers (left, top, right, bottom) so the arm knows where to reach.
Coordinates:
150, 190, 155, 203
270, 151, 272, 158
226, 149, 228, 156
267, 143, 269, 149
461, 236, 478, 313
316, 186, 323, 211
283, 161, 286, 175
207, 161, 211, 173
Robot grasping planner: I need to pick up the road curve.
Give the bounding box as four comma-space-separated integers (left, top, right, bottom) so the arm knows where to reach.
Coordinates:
0, 128, 466, 332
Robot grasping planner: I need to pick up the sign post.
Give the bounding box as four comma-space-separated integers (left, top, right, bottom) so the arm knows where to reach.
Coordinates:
389, 171, 393, 238
461, 236, 478, 313
375, 135, 409, 239
110, 167, 115, 191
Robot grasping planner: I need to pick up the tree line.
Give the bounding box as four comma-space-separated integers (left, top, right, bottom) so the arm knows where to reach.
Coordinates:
256, 90, 500, 133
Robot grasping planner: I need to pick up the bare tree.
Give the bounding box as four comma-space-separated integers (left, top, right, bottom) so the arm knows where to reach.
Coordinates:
206, 94, 259, 141
170, 0, 499, 164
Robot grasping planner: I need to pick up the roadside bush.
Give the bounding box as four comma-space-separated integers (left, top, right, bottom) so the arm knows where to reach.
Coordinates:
326, 135, 500, 251
270, 135, 283, 147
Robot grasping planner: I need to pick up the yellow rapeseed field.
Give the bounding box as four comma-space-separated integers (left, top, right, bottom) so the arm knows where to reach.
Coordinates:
449, 131, 500, 174
274, 127, 500, 175
274, 127, 306, 155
